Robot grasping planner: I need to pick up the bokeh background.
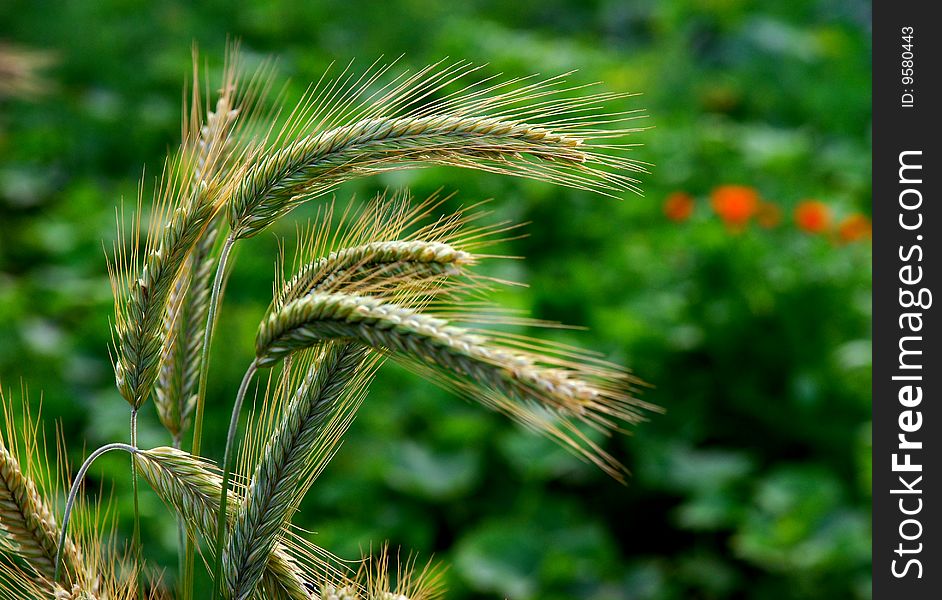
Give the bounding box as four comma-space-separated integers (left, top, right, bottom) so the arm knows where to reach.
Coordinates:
1, 1, 872, 598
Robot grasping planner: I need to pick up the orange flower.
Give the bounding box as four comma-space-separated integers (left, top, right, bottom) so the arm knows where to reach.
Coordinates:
756, 201, 782, 228
663, 191, 695, 222
794, 200, 830, 233
838, 213, 872, 242
711, 185, 759, 228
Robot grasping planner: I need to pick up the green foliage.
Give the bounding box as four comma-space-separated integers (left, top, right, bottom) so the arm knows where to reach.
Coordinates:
1, 0, 871, 598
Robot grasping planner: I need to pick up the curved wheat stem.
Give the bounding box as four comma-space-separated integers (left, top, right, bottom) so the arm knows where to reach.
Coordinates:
256, 292, 646, 478
222, 344, 370, 600
134, 447, 314, 600
54, 442, 138, 584
0, 440, 84, 585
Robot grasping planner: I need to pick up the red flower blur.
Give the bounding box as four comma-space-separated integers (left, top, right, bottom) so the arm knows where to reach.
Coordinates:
838, 213, 872, 242
711, 185, 759, 229
664, 191, 695, 222
794, 200, 830, 234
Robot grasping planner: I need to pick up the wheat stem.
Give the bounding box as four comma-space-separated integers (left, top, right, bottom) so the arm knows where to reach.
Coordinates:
191, 233, 236, 458
184, 231, 234, 600
210, 359, 258, 600
54, 442, 137, 584
129, 409, 142, 596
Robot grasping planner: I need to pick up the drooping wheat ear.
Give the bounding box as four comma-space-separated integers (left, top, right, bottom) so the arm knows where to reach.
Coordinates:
256, 292, 650, 478
278, 239, 474, 303
230, 114, 623, 239
274, 190, 516, 311
225, 60, 646, 239
223, 344, 373, 600
134, 447, 318, 600
109, 49, 271, 410
110, 142, 223, 412
0, 440, 84, 585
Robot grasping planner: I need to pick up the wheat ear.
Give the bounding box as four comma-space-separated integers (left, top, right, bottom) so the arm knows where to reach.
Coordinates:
154, 59, 247, 442
230, 113, 616, 239
278, 239, 474, 304
256, 292, 646, 478
222, 344, 370, 600
109, 148, 224, 410
0, 440, 84, 585
110, 48, 266, 411
134, 447, 314, 600
274, 189, 513, 309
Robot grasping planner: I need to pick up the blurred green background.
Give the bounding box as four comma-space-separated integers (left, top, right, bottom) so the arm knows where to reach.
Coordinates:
1, 1, 871, 598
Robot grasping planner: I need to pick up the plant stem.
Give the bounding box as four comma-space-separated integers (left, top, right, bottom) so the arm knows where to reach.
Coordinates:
183, 232, 235, 600
191, 233, 236, 458
130, 409, 143, 596
172, 433, 187, 593
211, 360, 258, 600
55, 442, 139, 584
